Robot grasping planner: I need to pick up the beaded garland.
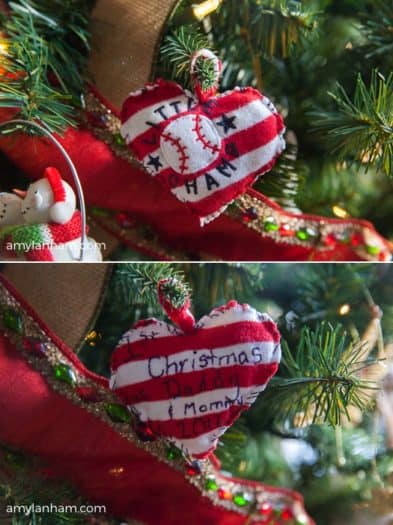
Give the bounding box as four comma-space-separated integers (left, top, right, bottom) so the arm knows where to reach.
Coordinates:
233, 194, 390, 261
0, 277, 312, 525
83, 91, 390, 262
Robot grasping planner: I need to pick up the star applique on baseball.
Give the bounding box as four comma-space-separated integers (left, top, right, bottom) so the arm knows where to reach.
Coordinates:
110, 287, 281, 459
120, 49, 286, 225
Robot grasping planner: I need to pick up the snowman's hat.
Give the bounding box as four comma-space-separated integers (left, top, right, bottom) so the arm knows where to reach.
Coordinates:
45, 167, 74, 224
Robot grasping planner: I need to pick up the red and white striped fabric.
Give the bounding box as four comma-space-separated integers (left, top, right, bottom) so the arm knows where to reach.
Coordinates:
110, 300, 281, 458
120, 76, 285, 225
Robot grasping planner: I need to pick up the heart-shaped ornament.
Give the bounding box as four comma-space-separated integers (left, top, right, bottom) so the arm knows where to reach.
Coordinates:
110, 296, 281, 459
120, 50, 286, 225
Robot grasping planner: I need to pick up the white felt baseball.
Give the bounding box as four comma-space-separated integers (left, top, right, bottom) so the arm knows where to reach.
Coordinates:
160, 113, 222, 176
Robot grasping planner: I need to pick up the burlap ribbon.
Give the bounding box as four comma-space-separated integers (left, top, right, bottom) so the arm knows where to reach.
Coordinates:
2, 264, 111, 351
89, 0, 180, 107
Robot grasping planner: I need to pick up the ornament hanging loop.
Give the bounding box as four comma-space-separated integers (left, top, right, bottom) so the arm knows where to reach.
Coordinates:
0, 119, 87, 261
190, 49, 222, 103
157, 279, 196, 333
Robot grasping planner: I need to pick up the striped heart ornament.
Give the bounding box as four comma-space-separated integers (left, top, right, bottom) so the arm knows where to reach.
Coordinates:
110, 293, 281, 459
120, 50, 286, 225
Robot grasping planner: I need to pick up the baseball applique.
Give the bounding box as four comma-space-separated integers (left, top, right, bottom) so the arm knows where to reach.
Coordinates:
110, 281, 281, 459
121, 49, 286, 225
160, 113, 223, 176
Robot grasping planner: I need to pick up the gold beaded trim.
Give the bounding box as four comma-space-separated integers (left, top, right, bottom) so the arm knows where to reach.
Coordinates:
0, 279, 311, 524
231, 194, 389, 261
82, 90, 390, 263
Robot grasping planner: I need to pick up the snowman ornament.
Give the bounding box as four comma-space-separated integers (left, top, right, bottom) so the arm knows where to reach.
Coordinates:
0, 193, 24, 226
0, 193, 24, 260
0, 167, 102, 261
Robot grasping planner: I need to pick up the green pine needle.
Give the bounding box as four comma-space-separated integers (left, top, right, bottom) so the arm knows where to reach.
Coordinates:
311, 70, 393, 177
160, 25, 215, 91
159, 277, 191, 309
362, 0, 393, 63
111, 263, 191, 311
271, 322, 381, 427
0, 0, 93, 134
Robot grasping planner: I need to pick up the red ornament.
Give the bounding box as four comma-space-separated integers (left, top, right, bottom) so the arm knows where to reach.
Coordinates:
120, 50, 285, 226
111, 300, 281, 459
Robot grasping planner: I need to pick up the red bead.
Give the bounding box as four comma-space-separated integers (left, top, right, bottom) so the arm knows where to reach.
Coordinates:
115, 213, 135, 228
217, 488, 232, 500
22, 337, 47, 358
281, 507, 295, 520
350, 233, 363, 247
279, 225, 296, 237
242, 207, 258, 223
259, 502, 273, 516
324, 233, 337, 247
76, 386, 101, 403
135, 422, 156, 442
86, 111, 108, 128
186, 461, 202, 476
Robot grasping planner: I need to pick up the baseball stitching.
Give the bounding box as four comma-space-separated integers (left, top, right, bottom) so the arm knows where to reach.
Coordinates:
161, 131, 190, 174
192, 114, 221, 154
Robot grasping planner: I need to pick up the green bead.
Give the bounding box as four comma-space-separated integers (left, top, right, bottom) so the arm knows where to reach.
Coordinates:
205, 478, 218, 491
366, 245, 380, 256
105, 403, 131, 424
233, 493, 248, 507
166, 445, 182, 460
114, 133, 126, 146
54, 363, 77, 385
264, 221, 279, 232
3, 309, 23, 333
296, 229, 309, 241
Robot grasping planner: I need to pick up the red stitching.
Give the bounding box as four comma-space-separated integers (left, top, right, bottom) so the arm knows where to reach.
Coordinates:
192, 114, 221, 154
161, 131, 189, 174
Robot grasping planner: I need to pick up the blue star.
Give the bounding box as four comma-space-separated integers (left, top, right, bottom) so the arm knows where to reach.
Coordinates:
147, 154, 163, 172
216, 114, 237, 134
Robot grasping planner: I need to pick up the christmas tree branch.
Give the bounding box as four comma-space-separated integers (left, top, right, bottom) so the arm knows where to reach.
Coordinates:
111, 263, 191, 311
311, 70, 393, 177
267, 323, 382, 427
160, 25, 215, 91
362, 0, 393, 64
0, 0, 93, 134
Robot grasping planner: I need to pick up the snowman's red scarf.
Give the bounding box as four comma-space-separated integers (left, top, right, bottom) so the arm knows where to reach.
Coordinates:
0, 211, 84, 261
